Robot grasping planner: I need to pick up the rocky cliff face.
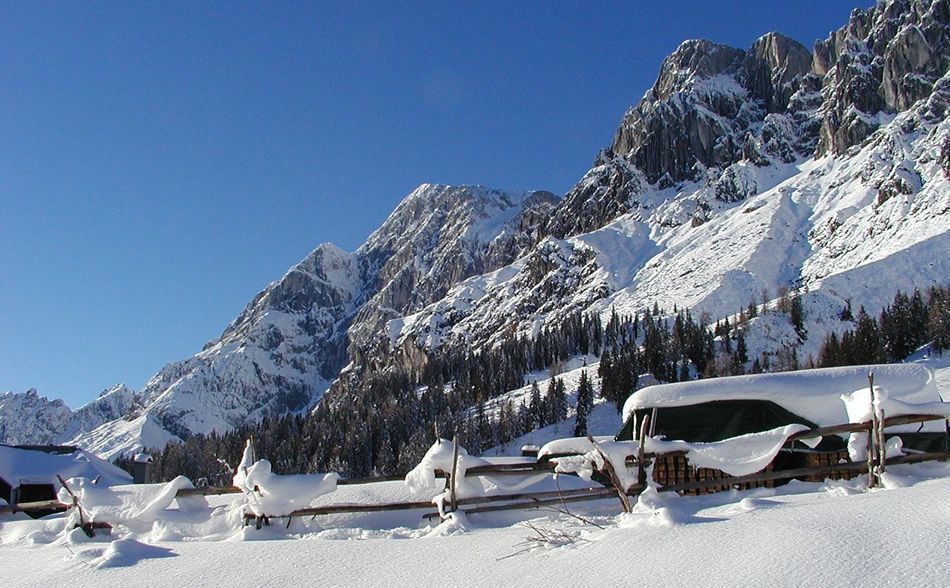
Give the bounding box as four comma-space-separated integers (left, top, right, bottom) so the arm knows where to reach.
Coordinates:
609, 34, 816, 186
389, 0, 949, 366
346, 185, 557, 371
815, 0, 950, 154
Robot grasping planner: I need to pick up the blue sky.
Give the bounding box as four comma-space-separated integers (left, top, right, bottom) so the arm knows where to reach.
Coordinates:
1, 1, 867, 408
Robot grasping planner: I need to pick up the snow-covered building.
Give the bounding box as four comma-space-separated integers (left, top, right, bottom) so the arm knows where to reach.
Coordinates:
0, 444, 132, 508
615, 364, 949, 492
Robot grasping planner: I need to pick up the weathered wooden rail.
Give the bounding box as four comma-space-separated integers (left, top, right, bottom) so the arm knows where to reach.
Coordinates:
3, 412, 947, 522
656, 450, 950, 494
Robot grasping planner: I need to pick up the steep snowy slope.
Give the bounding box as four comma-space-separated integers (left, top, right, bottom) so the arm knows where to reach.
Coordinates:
391, 1, 949, 359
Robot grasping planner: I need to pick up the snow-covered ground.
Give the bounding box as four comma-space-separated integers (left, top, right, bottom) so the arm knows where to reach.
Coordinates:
2, 357, 948, 586
1, 465, 948, 586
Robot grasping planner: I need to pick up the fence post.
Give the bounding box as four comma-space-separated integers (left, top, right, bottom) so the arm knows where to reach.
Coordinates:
866, 373, 877, 488
877, 406, 887, 477
637, 412, 651, 488
449, 435, 460, 514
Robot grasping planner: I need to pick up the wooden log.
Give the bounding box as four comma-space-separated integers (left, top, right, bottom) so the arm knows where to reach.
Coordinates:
0, 499, 69, 514
246, 499, 440, 519
657, 450, 950, 494
338, 474, 408, 485
883, 451, 950, 466
588, 435, 631, 513
176, 485, 242, 497
451, 487, 621, 517
463, 461, 556, 475
786, 414, 949, 444
454, 486, 609, 507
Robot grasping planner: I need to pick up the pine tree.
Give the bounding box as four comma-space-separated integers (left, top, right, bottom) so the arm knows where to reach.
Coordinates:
929, 286, 949, 353
853, 307, 885, 364
840, 298, 854, 321
530, 381, 544, 428
548, 377, 568, 423
573, 370, 593, 437
818, 331, 841, 367
789, 292, 806, 339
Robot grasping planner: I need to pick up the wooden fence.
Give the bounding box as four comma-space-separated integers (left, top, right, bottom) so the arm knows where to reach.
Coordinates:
3, 413, 947, 525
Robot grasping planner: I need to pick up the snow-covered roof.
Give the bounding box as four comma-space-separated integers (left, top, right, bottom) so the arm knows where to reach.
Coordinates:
0, 444, 132, 488
622, 364, 942, 428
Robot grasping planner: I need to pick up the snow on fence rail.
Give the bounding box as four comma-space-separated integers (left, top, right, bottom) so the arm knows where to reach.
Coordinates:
3, 412, 947, 530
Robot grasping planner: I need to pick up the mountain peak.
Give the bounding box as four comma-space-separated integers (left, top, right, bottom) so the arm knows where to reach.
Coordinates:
651, 39, 746, 101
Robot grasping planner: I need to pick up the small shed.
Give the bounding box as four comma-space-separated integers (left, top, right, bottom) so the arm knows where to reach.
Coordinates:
616, 364, 949, 491
0, 444, 132, 510
619, 363, 946, 444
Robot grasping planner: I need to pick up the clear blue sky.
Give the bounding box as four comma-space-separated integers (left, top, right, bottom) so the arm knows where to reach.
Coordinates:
1, 1, 867, 408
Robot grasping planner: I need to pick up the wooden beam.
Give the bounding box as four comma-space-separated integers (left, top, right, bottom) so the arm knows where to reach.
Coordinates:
245, 486, 626, 522
787, 414, 950, 442
0, 499, 69, 514
247, 499, 440, 519
456, 488, 621, 516
176, 485, 242, 497
338, 474, 407, 485
454, 486, 608, 507
463, 461, 556, 475
657, 451, 950, 494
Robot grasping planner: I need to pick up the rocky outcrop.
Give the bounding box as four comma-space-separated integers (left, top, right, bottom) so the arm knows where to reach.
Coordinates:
815, 0, 950, 154
540, 154, 644, 239
347, 184, 557, 365
610, 35, 817, 185
746, 32, 814, 113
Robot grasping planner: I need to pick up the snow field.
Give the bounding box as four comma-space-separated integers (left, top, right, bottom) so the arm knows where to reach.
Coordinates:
1, 464, 949, 587
2, 353, 948, 586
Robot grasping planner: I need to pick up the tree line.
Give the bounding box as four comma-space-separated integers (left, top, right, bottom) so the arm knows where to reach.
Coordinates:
818, 286, 948, 367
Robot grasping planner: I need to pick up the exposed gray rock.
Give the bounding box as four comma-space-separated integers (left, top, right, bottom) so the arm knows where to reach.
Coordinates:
746, 32, 813, 112
346, 185, 558, 369
541, 153, 644, 239
815, 0, 949, 154
610, 33, 819, 185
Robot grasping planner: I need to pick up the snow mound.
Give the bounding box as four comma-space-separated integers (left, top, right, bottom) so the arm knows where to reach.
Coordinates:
239, 459, 338, 517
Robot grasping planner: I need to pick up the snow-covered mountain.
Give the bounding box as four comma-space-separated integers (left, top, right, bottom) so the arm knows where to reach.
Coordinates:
0, 384, 138, 446
3, 0, 947, 458
390, 0, 949, 360
64, 185, 556, 457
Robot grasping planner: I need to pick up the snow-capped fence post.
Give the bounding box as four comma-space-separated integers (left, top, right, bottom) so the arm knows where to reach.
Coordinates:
449, 435, 460, 514
637, 412, 651, 489
866, 373, 877, 488
587, 436, 631, 513
56, 475, 110, 537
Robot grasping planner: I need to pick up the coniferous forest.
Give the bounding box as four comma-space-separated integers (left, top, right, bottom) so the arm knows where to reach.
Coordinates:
117, 285, 949, 485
